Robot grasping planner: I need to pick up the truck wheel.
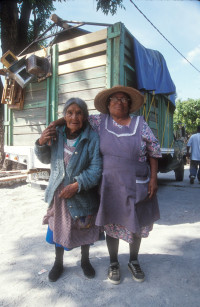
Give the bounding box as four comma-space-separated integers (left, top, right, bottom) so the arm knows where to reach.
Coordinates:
175, 163, 184, 181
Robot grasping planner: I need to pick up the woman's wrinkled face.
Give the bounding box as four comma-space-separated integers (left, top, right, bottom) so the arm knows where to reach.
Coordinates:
108, 92, 130, 118
64, 103, 85, 133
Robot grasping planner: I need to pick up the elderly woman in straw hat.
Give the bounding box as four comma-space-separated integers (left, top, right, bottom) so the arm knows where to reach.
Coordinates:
50, 85, 161, 285
89, 85, 161, 284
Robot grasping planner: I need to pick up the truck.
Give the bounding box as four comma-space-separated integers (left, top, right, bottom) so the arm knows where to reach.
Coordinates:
2, 21, 186, 185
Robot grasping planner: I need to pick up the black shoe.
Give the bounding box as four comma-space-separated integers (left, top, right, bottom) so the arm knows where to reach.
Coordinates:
128, 260, 145, 282
81, 260, 95, 279
48, 263, 63, 282
108, 262, 120, 285
190, 176, 195, 184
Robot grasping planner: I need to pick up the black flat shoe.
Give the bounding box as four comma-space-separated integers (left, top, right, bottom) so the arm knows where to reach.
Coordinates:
81, 261, 95, 279
48, 263, 64, 282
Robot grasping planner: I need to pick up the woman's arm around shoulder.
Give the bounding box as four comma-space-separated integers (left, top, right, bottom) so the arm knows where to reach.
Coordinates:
49, 117, 65, 128
88, 114, 101, 133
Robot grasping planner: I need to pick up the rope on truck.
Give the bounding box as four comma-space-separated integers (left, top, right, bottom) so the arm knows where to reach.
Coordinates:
146, 91, 155, 122
143, 93, 173, 152
143, 92, 159, 139
153, 98, 159, 139
142, 93, 147, 119
161, 100, 169, 148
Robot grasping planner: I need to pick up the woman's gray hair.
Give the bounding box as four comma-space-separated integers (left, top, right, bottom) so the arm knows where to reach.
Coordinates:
63, 98, 89, 118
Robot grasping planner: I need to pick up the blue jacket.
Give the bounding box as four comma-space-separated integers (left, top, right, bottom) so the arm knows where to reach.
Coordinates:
34, 123, 102, 219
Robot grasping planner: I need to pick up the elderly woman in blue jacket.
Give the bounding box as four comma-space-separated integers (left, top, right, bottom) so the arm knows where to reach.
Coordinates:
34, 98, 102, 282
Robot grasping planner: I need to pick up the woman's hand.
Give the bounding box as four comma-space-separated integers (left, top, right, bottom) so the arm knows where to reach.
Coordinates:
148, 177, 158, 199
38, 125, 57, 146
38, 118, 66, 146
59, 182, 79, 199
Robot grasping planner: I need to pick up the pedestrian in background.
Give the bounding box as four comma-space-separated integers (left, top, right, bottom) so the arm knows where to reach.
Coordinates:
187, 125, 200, 184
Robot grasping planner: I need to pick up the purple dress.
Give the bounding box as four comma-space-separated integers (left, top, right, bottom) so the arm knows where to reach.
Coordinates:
89, 114, 161, 243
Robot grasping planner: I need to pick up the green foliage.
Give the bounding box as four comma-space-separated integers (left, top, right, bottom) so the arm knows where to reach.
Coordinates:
96, 0, 125, 15
0, 0, 67, 53
0, 0, 124, 52
174, 98, 200, 134
27, 0, 56, 44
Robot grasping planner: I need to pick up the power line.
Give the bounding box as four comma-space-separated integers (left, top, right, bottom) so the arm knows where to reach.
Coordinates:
130, 0, 200, 74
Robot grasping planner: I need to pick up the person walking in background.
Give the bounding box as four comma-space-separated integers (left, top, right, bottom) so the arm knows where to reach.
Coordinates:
187, 125, 200, 184
34, 98, 102, 282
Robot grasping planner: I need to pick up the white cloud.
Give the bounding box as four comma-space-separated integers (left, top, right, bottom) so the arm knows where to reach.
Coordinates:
182, 45, 200, 65
187, 45, 200, 61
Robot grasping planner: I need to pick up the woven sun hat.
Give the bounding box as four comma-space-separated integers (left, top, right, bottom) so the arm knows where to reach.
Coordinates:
94, 85, 144, 114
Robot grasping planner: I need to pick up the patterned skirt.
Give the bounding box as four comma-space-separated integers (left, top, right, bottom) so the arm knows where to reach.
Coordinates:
43, 185, 102, 249
104, 224, 153, 243
43, 141, 102, 250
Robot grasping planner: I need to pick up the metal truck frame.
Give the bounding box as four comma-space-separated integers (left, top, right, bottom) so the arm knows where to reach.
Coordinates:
3, 22, 186, 184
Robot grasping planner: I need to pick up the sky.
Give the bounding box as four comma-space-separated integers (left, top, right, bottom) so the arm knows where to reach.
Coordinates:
0, 0, 199, 102
52, 0, 200, 101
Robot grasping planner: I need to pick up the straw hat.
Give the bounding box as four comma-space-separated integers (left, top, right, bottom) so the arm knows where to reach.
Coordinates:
94, 85, 144, 114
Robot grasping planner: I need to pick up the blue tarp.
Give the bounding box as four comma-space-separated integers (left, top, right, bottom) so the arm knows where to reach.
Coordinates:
133, 37, 176, 105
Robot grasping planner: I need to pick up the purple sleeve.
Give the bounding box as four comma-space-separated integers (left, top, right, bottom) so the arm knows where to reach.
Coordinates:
88, 114, 101, 134
141, 120, 162, 158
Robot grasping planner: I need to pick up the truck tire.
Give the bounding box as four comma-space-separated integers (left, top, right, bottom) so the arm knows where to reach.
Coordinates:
175, 163, 184, 181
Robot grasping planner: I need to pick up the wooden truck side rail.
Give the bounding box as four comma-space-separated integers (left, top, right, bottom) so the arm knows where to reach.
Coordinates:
3, 21, 183, 182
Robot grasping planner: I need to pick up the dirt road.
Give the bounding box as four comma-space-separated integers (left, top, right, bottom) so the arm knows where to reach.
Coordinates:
0, 167, 200, 307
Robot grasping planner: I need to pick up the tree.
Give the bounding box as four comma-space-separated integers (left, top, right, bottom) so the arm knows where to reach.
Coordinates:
0, 0, 58, 55
0, 0, 125, 56
0, 0, 60, 168
174, 98, 200, 135
0, 0, 124, 169
96, 0, 125, 15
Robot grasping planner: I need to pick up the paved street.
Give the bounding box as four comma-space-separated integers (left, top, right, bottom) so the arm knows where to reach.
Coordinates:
0, 166, 199, 307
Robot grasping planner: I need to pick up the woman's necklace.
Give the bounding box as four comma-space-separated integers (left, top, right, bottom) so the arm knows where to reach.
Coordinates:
63, 126, 82, 147
66, 136, 81, 147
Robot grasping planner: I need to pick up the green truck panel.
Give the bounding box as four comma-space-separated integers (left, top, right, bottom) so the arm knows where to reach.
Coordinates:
4, 22, 185, 180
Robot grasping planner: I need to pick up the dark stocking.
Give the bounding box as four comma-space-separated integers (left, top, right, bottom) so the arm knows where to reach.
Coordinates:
48, 246, 64, 282
106, 235, 119, 264
81, 244, 95, 278
129, 235, 141, 262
